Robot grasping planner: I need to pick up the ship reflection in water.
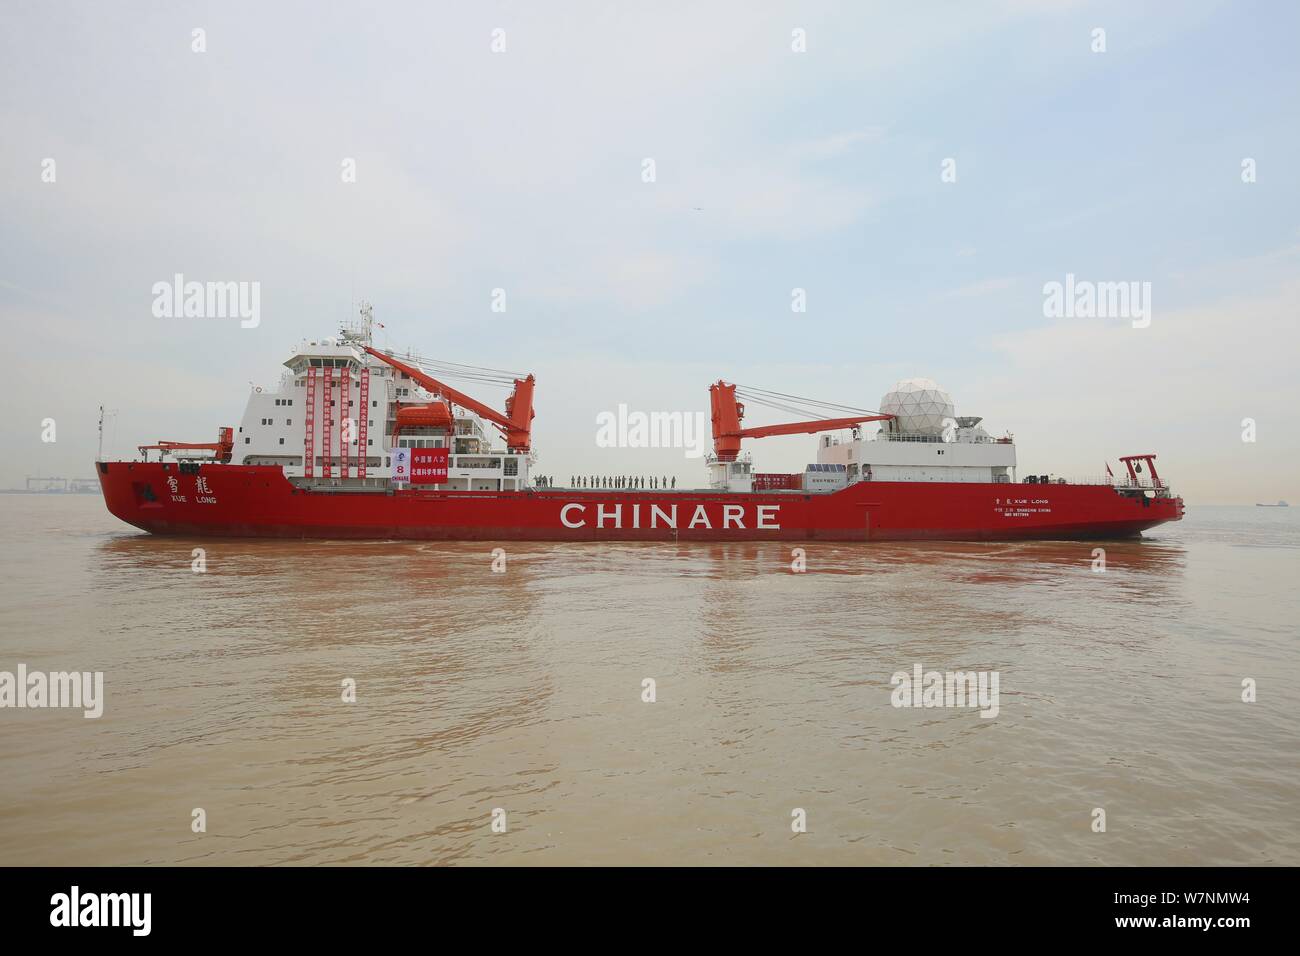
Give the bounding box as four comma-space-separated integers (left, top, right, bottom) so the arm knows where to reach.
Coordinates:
1, 498, 1296, 865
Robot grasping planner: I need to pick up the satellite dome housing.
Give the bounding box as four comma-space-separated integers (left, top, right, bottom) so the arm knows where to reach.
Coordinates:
880, 378, 955, 437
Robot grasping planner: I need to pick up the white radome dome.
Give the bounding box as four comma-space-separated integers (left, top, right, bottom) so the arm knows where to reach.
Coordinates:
880, 378, 955, 436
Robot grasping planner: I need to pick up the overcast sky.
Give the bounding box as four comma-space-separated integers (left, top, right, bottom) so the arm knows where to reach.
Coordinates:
2, 1, 1297, 502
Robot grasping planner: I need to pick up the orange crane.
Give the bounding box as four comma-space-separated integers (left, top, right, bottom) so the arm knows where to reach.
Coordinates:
138, 427, 234, 462
709, 381, 892, 461
363, 347, 536, 453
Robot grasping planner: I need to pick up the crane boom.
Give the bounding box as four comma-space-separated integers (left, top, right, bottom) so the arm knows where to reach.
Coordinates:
138, 427, 234, 463
364, 347, 536, 453
709, 380, 892, 461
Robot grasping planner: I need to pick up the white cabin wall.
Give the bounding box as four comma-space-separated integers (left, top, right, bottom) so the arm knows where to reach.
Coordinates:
816, 433, 1017, 484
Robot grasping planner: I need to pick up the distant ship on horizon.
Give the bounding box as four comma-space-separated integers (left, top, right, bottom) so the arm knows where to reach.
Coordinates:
1256, 500, 1290, 507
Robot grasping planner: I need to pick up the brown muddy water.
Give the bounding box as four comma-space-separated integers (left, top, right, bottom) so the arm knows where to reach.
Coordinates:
0, 496, 1296, 865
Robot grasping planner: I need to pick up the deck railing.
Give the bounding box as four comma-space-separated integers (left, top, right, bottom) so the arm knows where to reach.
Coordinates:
1031, 476, 1167, 490
875, 433, 1014, 444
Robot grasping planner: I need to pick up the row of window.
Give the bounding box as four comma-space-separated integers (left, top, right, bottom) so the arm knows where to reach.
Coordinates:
260, 418, 377, 427
304, 358, 358, 368
295, 360, 406, 378
274, 399, 294, 406
293, 383, 382, 409
247, 437, 377, 446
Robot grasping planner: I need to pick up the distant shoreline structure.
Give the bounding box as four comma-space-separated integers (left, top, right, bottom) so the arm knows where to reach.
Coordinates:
1, 477, 100, 495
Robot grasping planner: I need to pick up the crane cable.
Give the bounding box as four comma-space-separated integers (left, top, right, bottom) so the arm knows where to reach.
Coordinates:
397, 350, 524, 390
734, 385, 887, 423
735, 384, 885, 417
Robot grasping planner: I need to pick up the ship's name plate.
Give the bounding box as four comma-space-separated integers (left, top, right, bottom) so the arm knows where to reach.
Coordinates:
560, 502, 780, 530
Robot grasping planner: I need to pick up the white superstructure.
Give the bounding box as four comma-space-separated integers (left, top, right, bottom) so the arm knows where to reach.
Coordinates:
816, 378, 1015, 484
234, 313, 531, 491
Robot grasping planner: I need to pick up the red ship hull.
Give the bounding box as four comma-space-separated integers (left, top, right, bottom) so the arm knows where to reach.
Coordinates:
96, 462, 1184, 541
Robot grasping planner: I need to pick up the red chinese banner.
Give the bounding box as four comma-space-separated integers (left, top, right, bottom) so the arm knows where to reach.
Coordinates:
410, 447, 449, 484
304, 367, 317, 478
357, 369, 369, 479
321, 369, 332, 478
340, 365, 351, 479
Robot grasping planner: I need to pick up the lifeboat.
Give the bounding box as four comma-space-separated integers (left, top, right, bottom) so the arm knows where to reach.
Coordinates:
394, 400, 453, 431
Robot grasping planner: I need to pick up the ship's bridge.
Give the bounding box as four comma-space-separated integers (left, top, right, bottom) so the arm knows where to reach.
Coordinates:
233, 330, 531, 492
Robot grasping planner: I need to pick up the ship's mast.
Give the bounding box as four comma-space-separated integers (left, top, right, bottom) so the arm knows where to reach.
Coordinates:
97, 405, 117, 461
358, 301, 373, 344
339, 300, 375, 348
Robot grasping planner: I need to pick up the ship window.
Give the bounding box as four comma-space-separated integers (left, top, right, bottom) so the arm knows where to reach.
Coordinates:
368, 439, 373, 446
279, 438, 285, 445
286, 419, 292, 426
372, 400, 377, 407
245, 437, 250, 444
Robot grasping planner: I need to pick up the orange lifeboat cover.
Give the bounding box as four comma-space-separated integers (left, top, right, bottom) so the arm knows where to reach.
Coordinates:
395, 401, 453, 430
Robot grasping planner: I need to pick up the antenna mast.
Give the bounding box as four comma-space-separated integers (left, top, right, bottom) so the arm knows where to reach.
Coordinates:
359, 300, 373, 344
340, 300, 375, 348
98, 406, 117, 460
